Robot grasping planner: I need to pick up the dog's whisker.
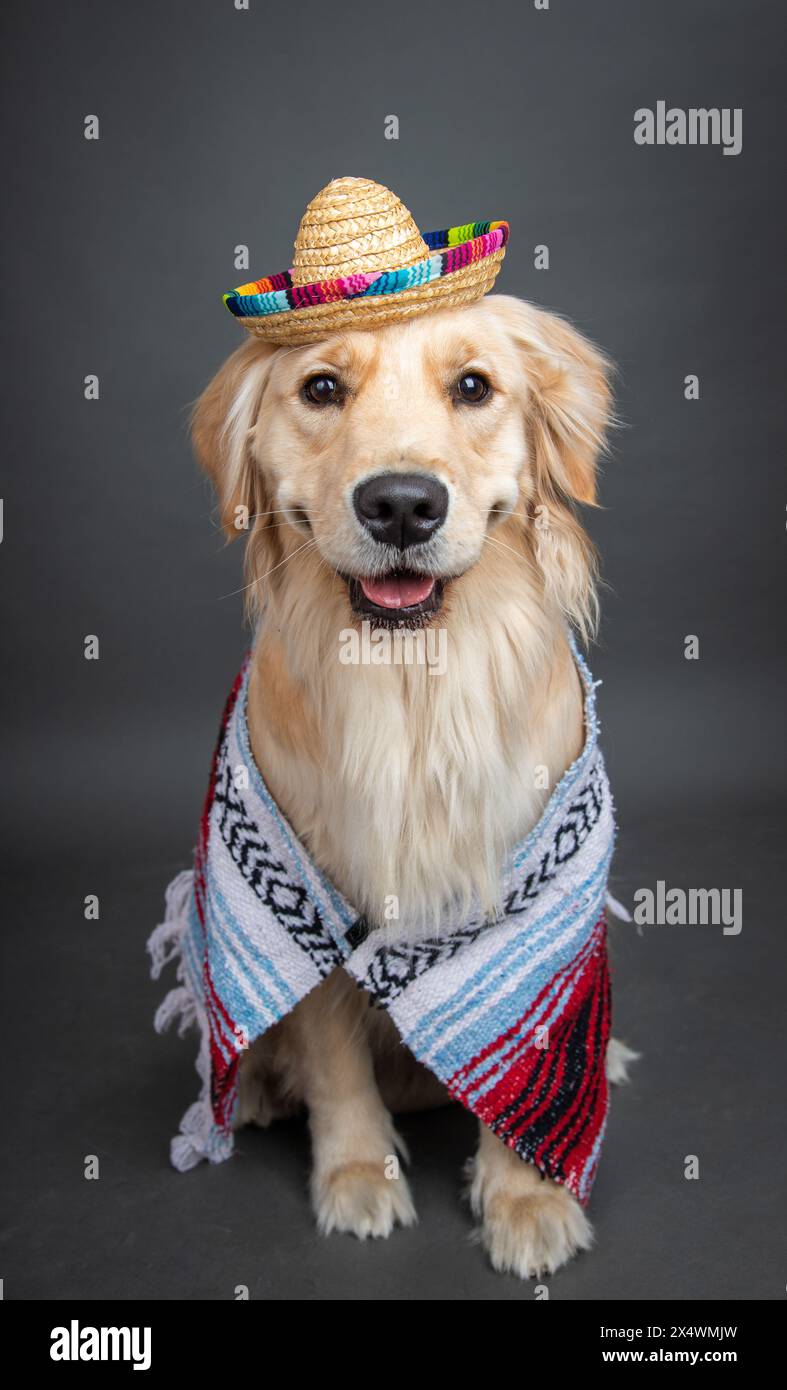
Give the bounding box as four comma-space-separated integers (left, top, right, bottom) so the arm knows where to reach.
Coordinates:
219, 538, 320, 600
245, 509, 326, 522
207, 507, 326, 532
315, 554, 340, 591
250, 521, 318, 531
324, 556, 343, 587
483, 533, 530, 564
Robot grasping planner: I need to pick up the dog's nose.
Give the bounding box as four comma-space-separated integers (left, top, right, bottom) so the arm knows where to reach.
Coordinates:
353, 472, 449, 549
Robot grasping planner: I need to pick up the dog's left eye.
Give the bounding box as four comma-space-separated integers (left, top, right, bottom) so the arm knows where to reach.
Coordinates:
456, 373, 491, 404
302, 374, 341, 406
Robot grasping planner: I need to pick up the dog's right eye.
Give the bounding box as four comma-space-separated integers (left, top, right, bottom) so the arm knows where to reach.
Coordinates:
302, 374, 341, 406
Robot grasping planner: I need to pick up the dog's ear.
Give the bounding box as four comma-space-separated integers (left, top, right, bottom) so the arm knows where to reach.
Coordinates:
488, 295, 612, 506
488, 296, 614, 638
191, 338, 277, 540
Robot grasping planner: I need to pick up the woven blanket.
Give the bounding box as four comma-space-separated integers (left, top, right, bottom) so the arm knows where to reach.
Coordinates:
148, 642, 618, 1205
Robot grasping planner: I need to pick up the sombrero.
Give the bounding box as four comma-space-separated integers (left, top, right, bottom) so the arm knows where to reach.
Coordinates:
223, 176, 509, 346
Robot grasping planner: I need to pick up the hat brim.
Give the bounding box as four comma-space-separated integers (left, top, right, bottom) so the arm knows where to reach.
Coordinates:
223, 222, 509, 345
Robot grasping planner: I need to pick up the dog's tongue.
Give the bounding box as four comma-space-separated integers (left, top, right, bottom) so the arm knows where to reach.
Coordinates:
360, 574, 435, 609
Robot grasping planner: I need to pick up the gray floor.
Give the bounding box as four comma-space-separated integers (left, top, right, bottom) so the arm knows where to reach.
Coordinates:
2, 796, 784, 1301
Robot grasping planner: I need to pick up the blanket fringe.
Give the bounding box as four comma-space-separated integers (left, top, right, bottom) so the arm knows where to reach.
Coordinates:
148, 867, 236, 1173
147, 868, 193, 980
605, 890, 632, 923
170, 1097, 234, 1173
154, 985, 196, 1038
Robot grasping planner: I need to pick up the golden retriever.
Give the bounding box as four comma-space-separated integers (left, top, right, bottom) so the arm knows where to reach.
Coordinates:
191, 293, 625, 1278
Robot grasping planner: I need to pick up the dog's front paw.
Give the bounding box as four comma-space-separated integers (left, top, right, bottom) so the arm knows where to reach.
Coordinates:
469, 1135, 592, 1278
313, 1161, 417, 1240
476, 1180, 593, 1278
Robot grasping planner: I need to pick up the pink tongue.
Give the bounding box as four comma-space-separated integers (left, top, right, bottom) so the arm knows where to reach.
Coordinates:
360, 574, 436, 609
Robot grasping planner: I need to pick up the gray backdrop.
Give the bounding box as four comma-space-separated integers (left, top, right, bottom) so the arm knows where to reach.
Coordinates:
2, 0, 785, 1301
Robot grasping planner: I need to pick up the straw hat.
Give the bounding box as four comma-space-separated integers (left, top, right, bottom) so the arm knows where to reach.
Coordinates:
224, 176, 508, 345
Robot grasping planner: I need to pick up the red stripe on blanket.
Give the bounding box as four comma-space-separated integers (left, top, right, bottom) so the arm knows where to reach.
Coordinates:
447, 917, 611, 1204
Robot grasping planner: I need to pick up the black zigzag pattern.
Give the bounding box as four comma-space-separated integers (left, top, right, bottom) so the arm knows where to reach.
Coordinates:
361, 922, 487, 1004
504, 758, 605, 916
359, 759, 606, 1003
212, 746, 342, 979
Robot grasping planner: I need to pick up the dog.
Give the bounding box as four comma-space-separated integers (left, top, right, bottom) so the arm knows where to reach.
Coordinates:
189, 292, 633, 1278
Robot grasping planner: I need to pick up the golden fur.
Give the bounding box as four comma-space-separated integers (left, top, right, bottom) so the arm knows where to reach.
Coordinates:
191, 294, 621, 1276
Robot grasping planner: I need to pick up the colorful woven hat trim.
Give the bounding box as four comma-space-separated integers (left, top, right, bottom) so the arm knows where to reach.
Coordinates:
223, 221, 509, 321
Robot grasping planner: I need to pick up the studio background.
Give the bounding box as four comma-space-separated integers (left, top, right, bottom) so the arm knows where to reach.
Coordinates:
2, 0, 784, 1300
